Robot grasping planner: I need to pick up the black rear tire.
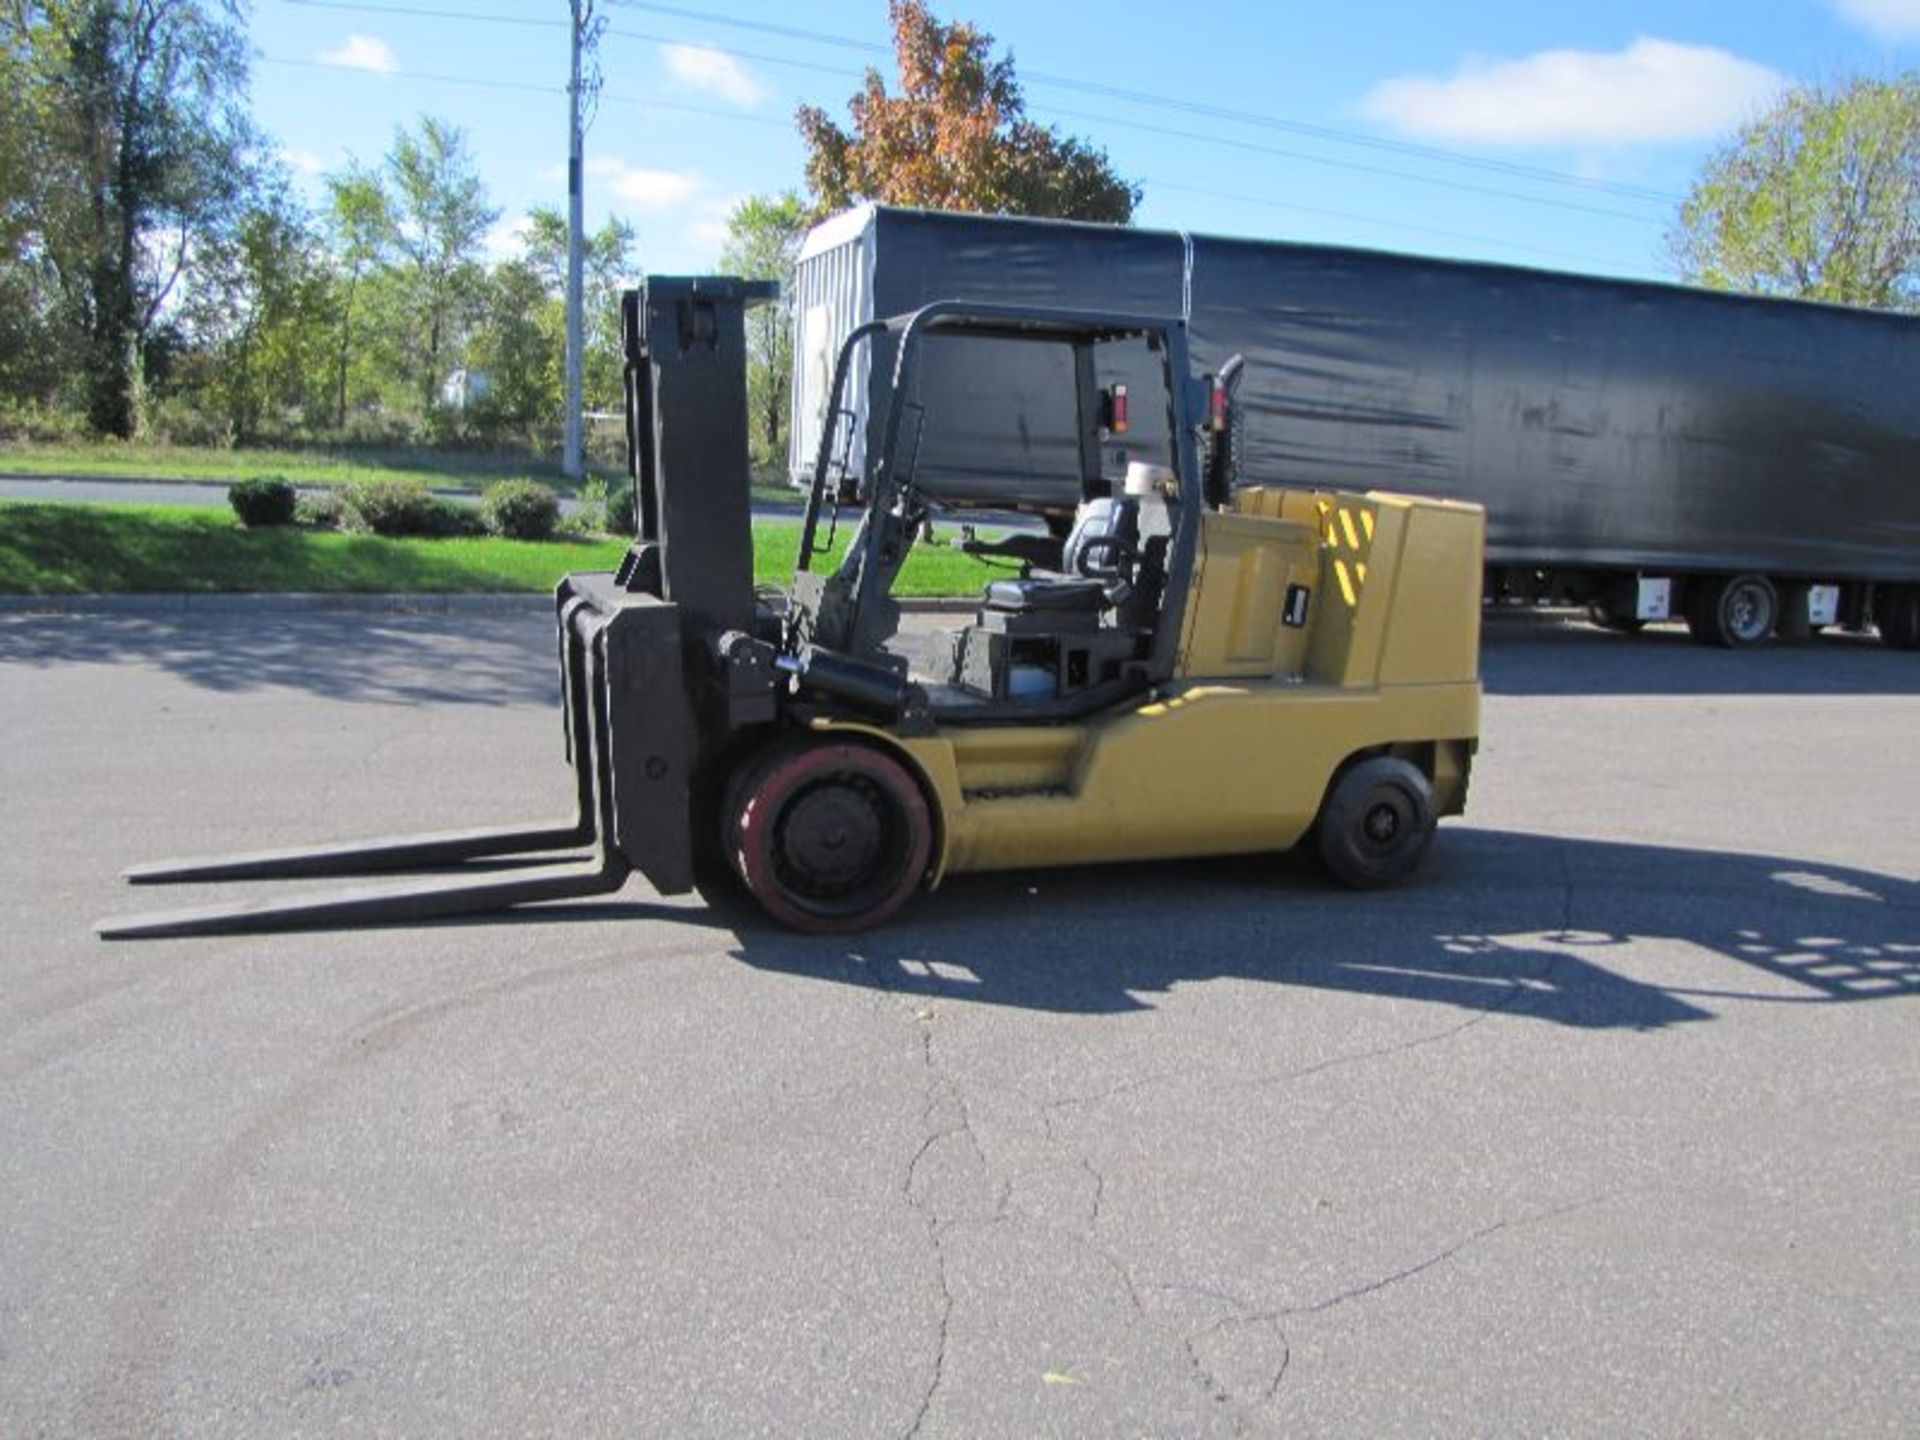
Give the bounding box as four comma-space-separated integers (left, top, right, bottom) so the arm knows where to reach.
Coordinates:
1315, 757, 1437, 889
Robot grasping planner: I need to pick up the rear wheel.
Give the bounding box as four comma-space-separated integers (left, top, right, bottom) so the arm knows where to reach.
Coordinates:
1315, 757, 1436, 889
727, 740, 932, 933
1686, 574, 1777, 648
1586, 602, 1645, 634
1878, 584, 1920, 651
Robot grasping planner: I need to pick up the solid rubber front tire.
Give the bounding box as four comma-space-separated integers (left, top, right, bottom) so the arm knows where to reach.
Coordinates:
727, 740, 932, 933
1315, 757, 1437, 889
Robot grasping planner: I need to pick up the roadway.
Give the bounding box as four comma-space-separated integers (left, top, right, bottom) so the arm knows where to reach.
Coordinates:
2, 605, 1915, 1435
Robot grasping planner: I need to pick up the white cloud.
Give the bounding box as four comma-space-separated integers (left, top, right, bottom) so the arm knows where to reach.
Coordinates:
318, 34, 397, 76
662, 43, 766, 106
586, 157, 704, 211
1361, 38, 1784, 146
483, 216, 531, 263
686, 196, 743, 258
1836, 0, 1920, 39
281, 148, 328, 178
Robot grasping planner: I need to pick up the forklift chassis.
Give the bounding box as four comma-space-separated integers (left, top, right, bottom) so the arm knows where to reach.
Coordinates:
99, 277, 1482, 939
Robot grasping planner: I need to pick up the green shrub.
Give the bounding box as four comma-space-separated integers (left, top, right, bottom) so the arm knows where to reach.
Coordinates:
145, 395, 235, 449
579, 477, 636, 537
228, 476, 298, 528
0, 396, 90, 443
340, 477, 472, 537
480, 479, 561, 541
294, 489, 343, 528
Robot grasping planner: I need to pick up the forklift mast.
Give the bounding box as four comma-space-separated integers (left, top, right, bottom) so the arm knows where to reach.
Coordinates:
616, 276, 776, 632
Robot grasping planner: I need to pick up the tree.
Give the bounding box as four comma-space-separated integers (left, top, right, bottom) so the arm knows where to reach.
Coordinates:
718, 191, 808, 464
0, 12, 62, 403
322, 163, 392, 430
12, 0, 260, 436
522, 205, 635, 412
1668, 75, 1920, 311
796, 0, 1137, 223
468, 258, 554, 441
380, 116, 499, 411
180, 182, 334, 442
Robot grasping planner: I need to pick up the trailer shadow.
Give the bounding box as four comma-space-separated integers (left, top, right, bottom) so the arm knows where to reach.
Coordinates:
1481, 613, 1920, 697
8, 608, 1911, 707
727, 828, 1919, 1027
0, 608, 557, 706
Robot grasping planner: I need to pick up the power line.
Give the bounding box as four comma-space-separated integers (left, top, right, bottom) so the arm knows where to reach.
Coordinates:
259, 53, 791, 127
260, 53, 561, 97
1141, 178, 1640, 274
598, 0, 1682, 207
284, 0, 567, 29
294, 0, 1678, 210
269, 0, 1671, 258
1033, 102, 1663, 226
572, 15, 1666, 227
598, 21, 1668, 227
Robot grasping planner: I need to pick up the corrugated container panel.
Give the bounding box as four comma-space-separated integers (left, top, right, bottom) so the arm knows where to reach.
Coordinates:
788, 207, 877, 486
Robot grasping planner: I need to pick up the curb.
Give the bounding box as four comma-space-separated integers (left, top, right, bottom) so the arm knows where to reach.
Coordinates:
0, 592, 552, 616
0, 592, 983, 617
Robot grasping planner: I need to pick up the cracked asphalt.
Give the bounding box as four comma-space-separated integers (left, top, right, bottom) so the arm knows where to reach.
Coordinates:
3, 605, 1916, 1436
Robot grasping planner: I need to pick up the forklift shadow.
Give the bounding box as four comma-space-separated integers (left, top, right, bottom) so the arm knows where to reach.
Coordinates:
727, 828, 1919, 1027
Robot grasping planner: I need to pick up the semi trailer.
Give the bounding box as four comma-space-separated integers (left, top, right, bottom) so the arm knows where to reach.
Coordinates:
789, 205, 1920, 649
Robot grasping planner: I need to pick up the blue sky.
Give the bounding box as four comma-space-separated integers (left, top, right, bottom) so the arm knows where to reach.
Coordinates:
252, 0, 1920, 283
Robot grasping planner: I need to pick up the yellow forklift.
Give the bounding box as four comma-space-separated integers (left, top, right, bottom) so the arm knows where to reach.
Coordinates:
100, 279, 1482, 938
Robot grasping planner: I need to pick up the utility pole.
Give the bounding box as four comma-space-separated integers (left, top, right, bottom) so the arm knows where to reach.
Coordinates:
563, 0, 589, 481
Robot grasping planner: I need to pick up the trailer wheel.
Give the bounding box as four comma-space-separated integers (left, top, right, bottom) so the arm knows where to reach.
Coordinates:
1586, 603, 1645, 634
1878, 584, 1920, 651
727, 740, 931, 933
1686, 574, 1777, 648
1315, 757, 1436, 889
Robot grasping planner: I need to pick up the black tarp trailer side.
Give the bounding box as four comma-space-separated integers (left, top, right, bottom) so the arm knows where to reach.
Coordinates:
787, 205, 1920, 647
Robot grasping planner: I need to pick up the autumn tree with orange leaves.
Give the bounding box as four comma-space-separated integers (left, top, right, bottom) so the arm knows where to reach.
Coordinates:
796, 1, 1138, 223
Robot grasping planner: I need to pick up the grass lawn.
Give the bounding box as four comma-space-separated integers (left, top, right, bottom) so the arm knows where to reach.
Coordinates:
0, 502, 998, 598
0, 441, 803, 505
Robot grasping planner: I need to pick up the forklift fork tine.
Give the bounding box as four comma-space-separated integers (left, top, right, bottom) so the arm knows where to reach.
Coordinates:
98, 596, 635, 939
95, 854, 629, 940
121, 822, 594, 885
121, 595, 602, 887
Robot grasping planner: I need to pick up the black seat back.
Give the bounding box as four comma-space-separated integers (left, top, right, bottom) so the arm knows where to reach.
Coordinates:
1059, 496, 1139, 581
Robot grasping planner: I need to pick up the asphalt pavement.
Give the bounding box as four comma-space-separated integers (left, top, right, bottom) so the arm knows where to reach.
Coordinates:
2, 607, 1915, 1435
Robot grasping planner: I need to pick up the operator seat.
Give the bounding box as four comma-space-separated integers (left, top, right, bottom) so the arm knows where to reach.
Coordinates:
984, 496, 1140, 616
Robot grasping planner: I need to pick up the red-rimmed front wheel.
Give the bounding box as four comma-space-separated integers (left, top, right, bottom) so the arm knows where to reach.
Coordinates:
727, 741, 932, 933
